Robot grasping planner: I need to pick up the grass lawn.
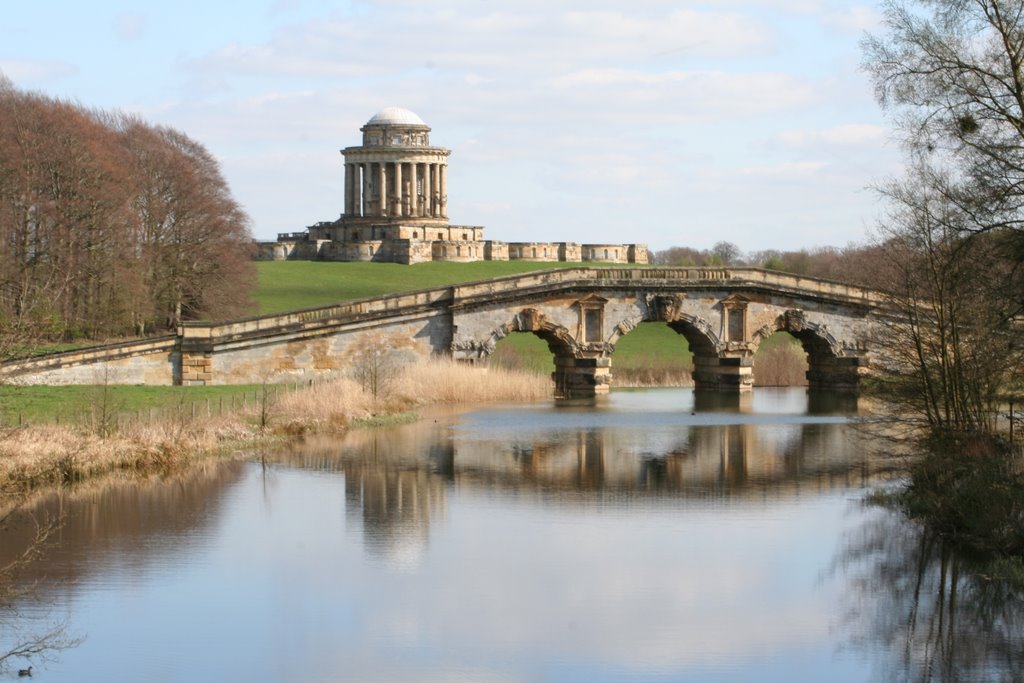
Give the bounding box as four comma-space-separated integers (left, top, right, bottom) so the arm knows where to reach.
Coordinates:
0, 384, 267, 426
491, 322, 695, 377
254, 260, 609, 314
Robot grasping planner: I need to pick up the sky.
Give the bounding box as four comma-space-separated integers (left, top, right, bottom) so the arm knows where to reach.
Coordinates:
0, 0, 903, 254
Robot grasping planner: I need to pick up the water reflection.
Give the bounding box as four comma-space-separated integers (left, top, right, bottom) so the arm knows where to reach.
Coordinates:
0, 462, 246, 582
0, 463, 246, 674
276, 388, 877, 568
5, 388, 1022, 682
838, 506, 1024, 683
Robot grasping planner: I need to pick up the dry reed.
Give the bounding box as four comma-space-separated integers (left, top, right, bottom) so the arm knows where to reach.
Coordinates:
0, 360, 553, 494
271, 359, 552, 429
399, 360, 552, 404
613, 361, 694, 388
0, 416, 254, 495
753, 344, 809, 386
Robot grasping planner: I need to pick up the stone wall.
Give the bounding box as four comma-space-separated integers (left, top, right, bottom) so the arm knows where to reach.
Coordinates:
1, 337, 178, 386
255, 233, 648, 265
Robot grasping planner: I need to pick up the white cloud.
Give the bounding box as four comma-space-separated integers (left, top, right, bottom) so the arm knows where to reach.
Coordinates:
737, 160, 829, 177
0, 59, 77, 84
822, 4, 883, 33
73, 0, 893, 250
777, 123, 888, 147
114, 12, 146, 42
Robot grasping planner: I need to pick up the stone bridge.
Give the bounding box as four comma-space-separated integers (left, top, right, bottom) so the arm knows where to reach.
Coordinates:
1, 268, 888, 397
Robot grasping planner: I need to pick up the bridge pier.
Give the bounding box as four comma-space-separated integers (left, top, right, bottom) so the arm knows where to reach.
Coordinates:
806, 356, 864, 392
178, 328, 215, 386
693, 355, 754, 393
554, 356, 612, 399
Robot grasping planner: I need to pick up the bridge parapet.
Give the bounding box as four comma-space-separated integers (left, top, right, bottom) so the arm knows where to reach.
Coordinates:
2, 267, 890, 394
172, 267, 884, 346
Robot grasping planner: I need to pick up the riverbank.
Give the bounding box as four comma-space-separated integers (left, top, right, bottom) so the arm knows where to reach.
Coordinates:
0, 361, 551, 496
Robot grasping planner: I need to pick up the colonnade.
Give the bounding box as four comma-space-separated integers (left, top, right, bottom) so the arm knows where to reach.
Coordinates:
344, 161, 448, 219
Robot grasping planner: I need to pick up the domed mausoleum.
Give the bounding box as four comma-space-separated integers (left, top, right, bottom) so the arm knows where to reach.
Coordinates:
258, 107, 648, 265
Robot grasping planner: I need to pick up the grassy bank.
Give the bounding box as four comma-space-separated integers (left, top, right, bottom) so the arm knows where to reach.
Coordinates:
0, 360, 550, 495
254, 260, 606, 313
0, 384, 266, 427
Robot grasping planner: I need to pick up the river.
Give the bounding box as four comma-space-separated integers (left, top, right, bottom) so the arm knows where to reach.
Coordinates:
1, 388, 1021, 682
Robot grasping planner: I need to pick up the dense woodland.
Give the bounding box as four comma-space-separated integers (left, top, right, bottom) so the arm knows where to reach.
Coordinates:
0, 74, 255, 355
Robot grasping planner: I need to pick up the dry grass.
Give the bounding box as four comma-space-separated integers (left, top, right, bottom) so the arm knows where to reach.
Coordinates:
400, 360, 552, 404
272, 359, 552, 431
0, 360, 553, 494
753, 344, 809, 387
0, 417, 255, 495
614, 357, 694, 387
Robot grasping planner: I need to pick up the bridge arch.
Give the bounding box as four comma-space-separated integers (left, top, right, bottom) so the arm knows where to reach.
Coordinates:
485, 308, 579, 358
750, 309, 862, 391
478, 308, 600, 398
608, 307, 725, 390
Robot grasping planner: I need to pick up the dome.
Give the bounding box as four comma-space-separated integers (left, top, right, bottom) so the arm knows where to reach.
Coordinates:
365, 106, 427, 128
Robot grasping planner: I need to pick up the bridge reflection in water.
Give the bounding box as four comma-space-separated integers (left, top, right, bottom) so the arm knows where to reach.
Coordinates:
8, 388, 1020, 683
273, 388, 879, 563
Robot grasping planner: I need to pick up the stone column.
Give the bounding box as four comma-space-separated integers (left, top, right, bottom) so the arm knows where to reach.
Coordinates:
361, 163, 370, 217
178, 329, 214, 386
439, 164, 448, 218
424, 163, 434, 217
410, 163, 419, 216
342, 162, 350, 214
393, 162, 402, 217
377, 163, 387, 216
343, 163, 352, 216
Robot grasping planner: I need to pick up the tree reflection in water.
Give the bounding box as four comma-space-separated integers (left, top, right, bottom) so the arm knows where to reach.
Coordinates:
837, 504, 1024, 682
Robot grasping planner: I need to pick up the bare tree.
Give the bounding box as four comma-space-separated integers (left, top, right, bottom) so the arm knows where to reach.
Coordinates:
0, 74, 256, 352
870, 167, 1022, 436
117, 118, 255, 328
863, 0, 1024, 310
863, 0, 1024, 436
345, 331, 415, 403
709, 240, 742, 266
